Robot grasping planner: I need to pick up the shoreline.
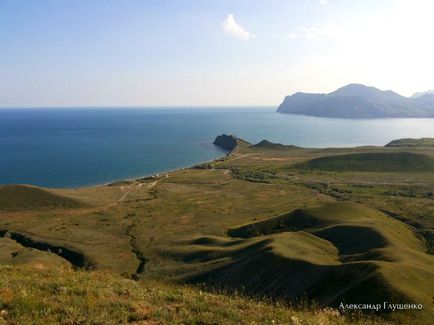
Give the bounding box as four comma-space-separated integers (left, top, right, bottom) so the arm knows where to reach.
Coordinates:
96, 150, 230, 189
8, 150, 230, 190
101, 136, 238, 188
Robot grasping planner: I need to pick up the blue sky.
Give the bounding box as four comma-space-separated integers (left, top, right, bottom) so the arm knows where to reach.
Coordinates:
1, 0, 433, 107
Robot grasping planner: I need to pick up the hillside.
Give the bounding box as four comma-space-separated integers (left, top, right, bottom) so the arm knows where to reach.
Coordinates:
294, 152, 434, 172
250, 140, 300, 150
277, 84, 434, 118
185, 202, 434, 311
385, 138, 434, 148
0, 265, 391, 325
412, 90, 434, 98
0, 185, 85, 211
0, 237, 71, 268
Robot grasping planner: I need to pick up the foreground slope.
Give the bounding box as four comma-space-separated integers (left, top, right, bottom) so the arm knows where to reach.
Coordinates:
0, 265, 389, 325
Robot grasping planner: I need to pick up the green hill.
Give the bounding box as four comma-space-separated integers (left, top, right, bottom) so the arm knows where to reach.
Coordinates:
0, 185, 84, 211
296, 152, 434, 172
250, 140, 300, 150
173, 202, 434, 315
385, 138, 434, 148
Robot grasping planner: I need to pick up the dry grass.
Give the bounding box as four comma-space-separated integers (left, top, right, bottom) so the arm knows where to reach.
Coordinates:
0, 265, 393, 325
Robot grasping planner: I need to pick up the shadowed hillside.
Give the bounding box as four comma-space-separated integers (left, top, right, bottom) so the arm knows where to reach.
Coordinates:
0, 185, 85, 211
172, 202, 434, 313
295, 152, 434, 172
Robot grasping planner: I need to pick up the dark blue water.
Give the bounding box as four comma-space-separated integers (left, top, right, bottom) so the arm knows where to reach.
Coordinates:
1, 107, 434, 188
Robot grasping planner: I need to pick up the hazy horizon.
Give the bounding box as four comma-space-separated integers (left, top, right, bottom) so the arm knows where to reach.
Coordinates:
0, 83, 431, 109
1, 0, 434, 107
0, 105, 276, 110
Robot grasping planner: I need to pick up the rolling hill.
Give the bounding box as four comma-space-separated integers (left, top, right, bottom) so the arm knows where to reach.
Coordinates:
294, 152, 434, 172
250, 140, 300, 150
385, 138, 434, 148
0, 185, 85, 211
178, 202, 434, 311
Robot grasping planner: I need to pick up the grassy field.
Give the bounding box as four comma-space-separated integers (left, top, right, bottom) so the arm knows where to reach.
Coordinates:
0, 265, 395, 325
0, 136, 433, 324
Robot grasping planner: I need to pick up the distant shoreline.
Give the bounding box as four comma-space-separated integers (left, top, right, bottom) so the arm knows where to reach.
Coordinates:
0, 154, 227, 190
94, 152, 229, 189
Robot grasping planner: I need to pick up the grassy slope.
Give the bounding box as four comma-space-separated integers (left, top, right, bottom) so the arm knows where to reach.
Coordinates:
0, 185, 85, 211
0, 139, 433, 323
0, 238, 71, 268
184, 202, 433, 308
0, 265, 389, 325
295, 152, 434, 172
385, 138, 434, 148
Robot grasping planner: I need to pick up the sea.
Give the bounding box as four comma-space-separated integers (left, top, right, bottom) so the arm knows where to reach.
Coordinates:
1, 107, 434, 188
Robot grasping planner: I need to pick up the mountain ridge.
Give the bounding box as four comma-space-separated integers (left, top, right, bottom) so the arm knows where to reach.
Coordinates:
411, 90, 434, 98
277, 84, 434, 118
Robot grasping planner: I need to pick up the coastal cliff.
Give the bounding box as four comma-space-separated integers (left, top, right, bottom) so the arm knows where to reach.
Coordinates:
213, 134, 240, 151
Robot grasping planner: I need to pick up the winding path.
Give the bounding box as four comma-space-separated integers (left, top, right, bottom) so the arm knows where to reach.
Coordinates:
118, 174, 169, 203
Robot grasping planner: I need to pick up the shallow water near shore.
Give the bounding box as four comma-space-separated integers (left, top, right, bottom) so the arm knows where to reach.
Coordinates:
1, 107, 434, 188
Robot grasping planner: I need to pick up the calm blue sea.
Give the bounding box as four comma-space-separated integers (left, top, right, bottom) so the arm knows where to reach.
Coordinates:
1, 107, 434, 188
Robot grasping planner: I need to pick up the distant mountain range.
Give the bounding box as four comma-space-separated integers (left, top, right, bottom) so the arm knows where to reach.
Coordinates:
277, 84, 434, 118
411, 90, 434, 98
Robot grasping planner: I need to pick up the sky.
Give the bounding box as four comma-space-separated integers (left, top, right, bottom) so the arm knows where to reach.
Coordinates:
1, 0, 434, 107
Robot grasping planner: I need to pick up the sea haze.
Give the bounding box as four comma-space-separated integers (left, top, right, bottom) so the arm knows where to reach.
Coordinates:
1, 107, 434, 188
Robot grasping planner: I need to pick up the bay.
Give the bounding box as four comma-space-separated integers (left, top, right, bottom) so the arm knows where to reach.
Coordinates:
1, 107, 433, 188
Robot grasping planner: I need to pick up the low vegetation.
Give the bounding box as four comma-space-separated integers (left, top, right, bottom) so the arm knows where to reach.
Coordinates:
0, 265, 391, 325
230, 167, 276, 183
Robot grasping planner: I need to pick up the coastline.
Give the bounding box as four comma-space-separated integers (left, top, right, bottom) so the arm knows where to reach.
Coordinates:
89, 149, 230, 189
0, 149, 229, 191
